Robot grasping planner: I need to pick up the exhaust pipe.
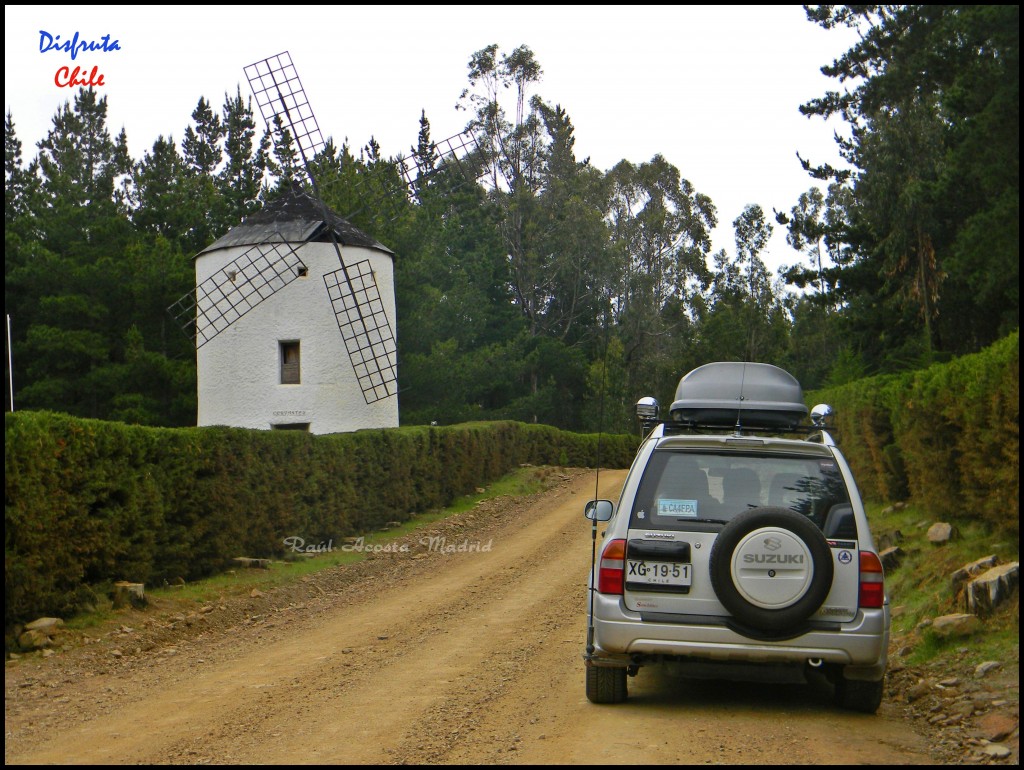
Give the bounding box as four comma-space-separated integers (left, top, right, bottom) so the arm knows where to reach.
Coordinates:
807, 658, 824, 668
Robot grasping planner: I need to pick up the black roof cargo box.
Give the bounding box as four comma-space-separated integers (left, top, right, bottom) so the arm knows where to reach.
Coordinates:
669, 362, 808, 429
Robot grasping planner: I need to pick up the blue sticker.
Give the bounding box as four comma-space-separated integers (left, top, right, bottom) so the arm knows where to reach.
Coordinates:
658, 498, 698, 517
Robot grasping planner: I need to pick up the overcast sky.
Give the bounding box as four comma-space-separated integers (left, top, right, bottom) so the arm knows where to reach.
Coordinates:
5, 4, 860, 275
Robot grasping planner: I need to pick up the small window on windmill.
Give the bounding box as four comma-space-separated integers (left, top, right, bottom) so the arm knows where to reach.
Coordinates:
296, 265, 308, 278
280, 340, 300, 384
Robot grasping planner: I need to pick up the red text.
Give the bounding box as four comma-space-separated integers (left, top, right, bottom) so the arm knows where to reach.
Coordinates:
54, 65, 106, 88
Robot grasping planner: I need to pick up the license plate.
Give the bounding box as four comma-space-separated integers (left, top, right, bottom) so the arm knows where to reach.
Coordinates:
626, 560, 692, 586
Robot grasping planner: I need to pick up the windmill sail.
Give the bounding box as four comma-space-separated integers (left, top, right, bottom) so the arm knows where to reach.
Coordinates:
323, 260, 398, 403
168, 239, 307, 349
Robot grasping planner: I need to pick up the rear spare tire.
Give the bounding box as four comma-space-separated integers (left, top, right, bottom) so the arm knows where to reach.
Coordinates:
709, 506, 834, 634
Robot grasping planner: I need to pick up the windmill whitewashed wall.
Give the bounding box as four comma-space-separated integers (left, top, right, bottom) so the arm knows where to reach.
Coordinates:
194, 186, 398, 434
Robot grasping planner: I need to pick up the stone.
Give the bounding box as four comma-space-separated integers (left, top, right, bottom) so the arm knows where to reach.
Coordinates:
24, 617, 64, 633
878, 530, 904, 551
951, 700, 976, 718
979, 743, 1012, 759
233, 557, 271, 569
111, 581, 147, 610
974, 661, 1001, 678
927, 522, 957, 543
880, 546, 904, 572
966, 562, 1019, 618
951, 555, 1000, 595
930, 613, 982, 638
17, 629, 51, 651
976, 711, 1018, 742
907, 680, 932, 702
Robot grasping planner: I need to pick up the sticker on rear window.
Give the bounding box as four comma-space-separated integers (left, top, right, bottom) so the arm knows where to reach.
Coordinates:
658, 498, 698, 517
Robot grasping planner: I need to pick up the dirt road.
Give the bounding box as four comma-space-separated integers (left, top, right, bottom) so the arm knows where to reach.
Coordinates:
5, 469, 940, 764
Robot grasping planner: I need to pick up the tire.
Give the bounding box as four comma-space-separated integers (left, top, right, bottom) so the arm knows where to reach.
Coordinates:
709, 507, 834, 634
586, 665, 628, 704
835, 674, 884, 714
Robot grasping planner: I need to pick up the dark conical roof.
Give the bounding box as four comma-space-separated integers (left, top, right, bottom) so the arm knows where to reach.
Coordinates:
197, 183, 393, 257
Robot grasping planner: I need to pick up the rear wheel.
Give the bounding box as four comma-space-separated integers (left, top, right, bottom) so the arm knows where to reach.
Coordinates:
586, 665, 627, 704
835, 674, 884, 714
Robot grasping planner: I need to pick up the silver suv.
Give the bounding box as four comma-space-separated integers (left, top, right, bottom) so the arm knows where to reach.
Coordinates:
584, 362, 890, 713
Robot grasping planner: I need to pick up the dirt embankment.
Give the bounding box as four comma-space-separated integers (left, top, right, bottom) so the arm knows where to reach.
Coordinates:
4, 469, 1016, 765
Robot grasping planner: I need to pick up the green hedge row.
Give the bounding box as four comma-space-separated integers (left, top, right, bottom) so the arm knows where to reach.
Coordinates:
5, 417, 637, 627
809, 331, 1019, 534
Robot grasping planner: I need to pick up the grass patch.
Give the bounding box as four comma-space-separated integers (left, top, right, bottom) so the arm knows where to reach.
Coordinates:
867, 500, 1019, 667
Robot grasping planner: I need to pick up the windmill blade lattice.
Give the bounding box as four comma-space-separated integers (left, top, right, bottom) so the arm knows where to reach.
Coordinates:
245, 51, 398, 404
338, 128, 486, 225
244, 52, 325, 166
168, 239, 307, 348
397, 128, 485, 192
323, 260, 397, 403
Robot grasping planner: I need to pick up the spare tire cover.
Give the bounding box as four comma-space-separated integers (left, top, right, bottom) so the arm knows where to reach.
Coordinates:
709, 507, 834, 633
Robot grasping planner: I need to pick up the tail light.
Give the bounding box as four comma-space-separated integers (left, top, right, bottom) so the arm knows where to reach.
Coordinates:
858, 550, 885, 608
598, 539, 626, 595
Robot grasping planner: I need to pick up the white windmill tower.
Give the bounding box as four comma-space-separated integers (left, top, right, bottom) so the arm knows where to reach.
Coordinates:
187, 183, 398, 433
169, 52, 482, 434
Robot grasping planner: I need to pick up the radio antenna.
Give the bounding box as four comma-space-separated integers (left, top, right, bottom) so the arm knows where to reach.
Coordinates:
586, 322, 610, 658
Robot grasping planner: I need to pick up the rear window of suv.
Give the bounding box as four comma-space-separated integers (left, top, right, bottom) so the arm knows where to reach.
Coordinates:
630, 449, 854, 536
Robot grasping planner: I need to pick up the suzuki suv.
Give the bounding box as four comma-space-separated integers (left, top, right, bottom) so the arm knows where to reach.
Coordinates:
584, 362, 889, 713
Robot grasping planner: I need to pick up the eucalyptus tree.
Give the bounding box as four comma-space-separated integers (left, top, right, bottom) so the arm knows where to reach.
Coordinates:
604, 155, 716, 404
702, 205, 788, 366
456, 44, 616, 423
459, 44, 551, 337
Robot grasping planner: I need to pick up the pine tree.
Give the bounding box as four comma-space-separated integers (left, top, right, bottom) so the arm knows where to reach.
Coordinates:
216, 87, 266, 233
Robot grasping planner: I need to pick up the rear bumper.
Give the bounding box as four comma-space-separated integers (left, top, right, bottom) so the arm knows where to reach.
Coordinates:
590, 593, 889, 678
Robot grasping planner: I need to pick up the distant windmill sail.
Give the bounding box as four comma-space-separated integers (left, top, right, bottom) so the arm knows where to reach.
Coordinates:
342, 127, 486, 224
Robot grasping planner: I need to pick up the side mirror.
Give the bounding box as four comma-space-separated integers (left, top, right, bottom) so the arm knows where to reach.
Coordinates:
635, 396, 659, 422
584, 499, 614, 522
810, 403, 834, 427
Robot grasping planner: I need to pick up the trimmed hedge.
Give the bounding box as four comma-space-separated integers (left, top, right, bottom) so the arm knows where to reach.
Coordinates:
8, 333, 1016, 627
809, 332, 1018, 535
5, 416, 636, 626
